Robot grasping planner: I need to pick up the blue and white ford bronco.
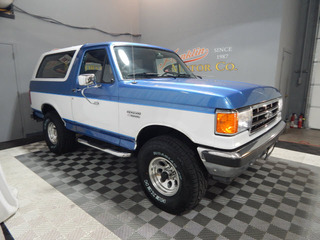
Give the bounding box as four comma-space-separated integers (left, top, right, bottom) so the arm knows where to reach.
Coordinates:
30, 42, 285, 214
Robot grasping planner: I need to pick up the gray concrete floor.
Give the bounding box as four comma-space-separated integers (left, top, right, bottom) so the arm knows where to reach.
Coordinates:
279, 127, 320, 147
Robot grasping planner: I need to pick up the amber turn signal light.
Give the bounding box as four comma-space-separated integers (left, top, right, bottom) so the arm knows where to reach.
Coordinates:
216, 112, 238, 134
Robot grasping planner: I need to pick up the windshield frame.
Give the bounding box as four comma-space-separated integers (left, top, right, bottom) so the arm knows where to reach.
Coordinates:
111, 44, 196, 81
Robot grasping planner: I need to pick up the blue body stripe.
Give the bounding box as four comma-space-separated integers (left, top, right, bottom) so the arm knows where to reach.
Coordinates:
63, 118, 135, 150
31, 90, 215, 114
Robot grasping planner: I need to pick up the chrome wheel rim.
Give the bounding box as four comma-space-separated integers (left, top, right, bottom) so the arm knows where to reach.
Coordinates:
149, 157, 180, 196
47, 122, 58, 145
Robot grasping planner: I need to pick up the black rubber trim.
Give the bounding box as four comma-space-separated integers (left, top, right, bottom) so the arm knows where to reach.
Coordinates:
202, 121, 285, 168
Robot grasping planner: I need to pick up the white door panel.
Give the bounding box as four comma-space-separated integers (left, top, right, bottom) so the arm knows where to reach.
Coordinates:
72, 96, 118, 132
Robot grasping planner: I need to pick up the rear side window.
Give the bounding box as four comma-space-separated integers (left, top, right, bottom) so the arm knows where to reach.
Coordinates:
36, 51, 75, 78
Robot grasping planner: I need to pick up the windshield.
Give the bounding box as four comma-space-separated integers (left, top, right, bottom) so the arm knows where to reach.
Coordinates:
114, 46, 196, 80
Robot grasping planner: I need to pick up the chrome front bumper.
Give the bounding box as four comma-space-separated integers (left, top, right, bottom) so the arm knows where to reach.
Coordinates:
197, 121, 286, 181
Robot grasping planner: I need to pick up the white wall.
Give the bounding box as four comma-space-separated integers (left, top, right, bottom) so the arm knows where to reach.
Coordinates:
275, 0, 303, 119
0, 0, 140, 138
275, 0, 302, 89
308, 22, 320, 129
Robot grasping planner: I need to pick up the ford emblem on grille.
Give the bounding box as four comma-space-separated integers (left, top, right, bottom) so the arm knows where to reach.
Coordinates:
265, 110, 272, 119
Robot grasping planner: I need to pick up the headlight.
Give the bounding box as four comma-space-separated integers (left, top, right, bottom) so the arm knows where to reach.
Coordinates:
238, 108, 252, 133
278, 97, 283, 112
215, 108, 252, 135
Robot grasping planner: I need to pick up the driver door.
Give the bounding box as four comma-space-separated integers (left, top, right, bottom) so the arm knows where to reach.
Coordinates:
71, 48, 120, 145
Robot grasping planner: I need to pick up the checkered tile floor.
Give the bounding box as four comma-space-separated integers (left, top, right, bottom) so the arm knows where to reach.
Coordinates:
16, 142, 320, 239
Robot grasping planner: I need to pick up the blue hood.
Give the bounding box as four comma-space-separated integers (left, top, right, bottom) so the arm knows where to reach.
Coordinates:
119, 78, 281, 114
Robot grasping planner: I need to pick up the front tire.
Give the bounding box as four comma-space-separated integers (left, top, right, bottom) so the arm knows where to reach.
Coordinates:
43, 112, 75, 154
138, 135, 207, 214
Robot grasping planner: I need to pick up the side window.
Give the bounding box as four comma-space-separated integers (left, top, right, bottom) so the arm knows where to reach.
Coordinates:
102, 57, 115, 83
80, 49, 114, 83
36, 51, 75, 78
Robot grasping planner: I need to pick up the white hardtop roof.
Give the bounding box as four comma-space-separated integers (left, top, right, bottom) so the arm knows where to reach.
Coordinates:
44, 45, 83, 55
42, 41, 173, 55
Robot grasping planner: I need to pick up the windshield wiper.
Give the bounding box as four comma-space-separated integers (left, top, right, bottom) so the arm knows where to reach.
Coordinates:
161, 72, 193, 78
128, 72, 160, 78
127, 72, 194, 79
176, 73, 192, 78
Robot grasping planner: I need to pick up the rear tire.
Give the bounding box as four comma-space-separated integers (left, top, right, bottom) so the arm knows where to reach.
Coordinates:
138, 135, 207, 214
43, 112, 75, 154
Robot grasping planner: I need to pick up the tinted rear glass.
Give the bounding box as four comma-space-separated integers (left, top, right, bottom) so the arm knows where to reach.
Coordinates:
36, 51, 75, 78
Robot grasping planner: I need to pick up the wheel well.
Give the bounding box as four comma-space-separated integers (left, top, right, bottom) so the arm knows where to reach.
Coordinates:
136, 125, 208, 175
136, 125, 196, 152
42, 104, 58, 116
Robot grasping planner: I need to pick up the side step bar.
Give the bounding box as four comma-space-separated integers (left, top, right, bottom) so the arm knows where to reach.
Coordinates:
77, 137, 132, 158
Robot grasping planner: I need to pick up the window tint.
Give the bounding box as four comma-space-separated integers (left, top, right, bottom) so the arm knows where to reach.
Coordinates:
36, 51, 75, 78
80, 49, 114, 83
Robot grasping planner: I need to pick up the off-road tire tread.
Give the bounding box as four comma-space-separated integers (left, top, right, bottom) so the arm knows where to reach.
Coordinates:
44, 112, 75, 154
138, 135, 207, 214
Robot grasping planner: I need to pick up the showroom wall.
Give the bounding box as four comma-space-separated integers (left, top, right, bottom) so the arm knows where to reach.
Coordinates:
139, 0, 283, 86
275, 0, 302, 89
275, 0, 304, 119
286, 0, 320, 127
308, 19, 320, 129
0, 0, 140, 141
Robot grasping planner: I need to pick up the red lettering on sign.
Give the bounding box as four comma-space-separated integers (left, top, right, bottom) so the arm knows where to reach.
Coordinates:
175, 47, 209, 63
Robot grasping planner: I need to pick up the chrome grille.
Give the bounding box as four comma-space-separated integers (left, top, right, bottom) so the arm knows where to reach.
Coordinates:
250, 99, 279, 134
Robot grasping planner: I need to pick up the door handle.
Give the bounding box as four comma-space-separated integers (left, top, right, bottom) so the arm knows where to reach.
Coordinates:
80, 87, 100, 105
72, 88, 81, 92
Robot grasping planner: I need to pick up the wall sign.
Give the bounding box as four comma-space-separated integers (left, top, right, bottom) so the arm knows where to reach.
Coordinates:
176, 46, 238, 73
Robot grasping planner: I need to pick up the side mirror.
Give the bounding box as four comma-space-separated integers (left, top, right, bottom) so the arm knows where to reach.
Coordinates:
78, 74, 96, 86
